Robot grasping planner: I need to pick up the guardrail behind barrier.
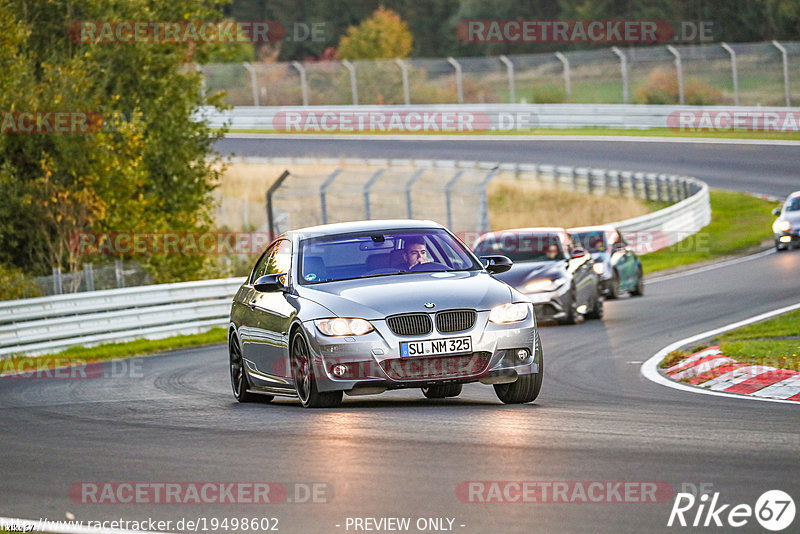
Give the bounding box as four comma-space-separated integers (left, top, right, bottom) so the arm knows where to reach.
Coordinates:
201, 103, 800, 130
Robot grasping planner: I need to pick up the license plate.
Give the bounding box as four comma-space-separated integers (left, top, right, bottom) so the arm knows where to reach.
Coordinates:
401, 336, 472, 358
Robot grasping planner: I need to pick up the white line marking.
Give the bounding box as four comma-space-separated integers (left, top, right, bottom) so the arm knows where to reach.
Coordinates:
641, 302, 800, 404
647, 249, 775, 283
224, 133, 800, 146
0, 517, 172, 534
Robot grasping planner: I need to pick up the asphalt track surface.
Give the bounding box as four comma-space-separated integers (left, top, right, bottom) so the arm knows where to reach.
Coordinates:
2, 137, 799, 534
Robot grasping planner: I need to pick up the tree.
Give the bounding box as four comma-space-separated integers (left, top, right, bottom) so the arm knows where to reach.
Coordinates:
0, 0, 227, 283
337, 7, 413, 60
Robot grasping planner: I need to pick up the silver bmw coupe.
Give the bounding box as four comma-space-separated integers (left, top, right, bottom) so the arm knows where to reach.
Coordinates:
228, 220, 542, 408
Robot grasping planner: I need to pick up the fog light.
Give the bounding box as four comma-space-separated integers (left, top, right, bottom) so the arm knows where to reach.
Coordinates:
332, 364, 348, 377
780, 235, 792, 243
516, 349, 529, 361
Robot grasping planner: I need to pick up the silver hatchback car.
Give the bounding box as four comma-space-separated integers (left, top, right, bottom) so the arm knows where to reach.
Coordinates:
228, 220, 542, 408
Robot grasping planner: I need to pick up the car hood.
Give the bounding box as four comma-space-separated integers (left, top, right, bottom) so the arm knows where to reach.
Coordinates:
492, 261, 566, 290
779, 211, 800, 226
294, 271, 512, 320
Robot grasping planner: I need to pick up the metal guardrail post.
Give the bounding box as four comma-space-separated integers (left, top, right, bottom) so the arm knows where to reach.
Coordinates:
363, 169, 385, 219
499, 55, 516, 103
395, 59, 410, 105
320, 169, 343, 225
477, 169, 500, 233
611, 47, 629, 104
447, 57, 464, 104
667, 45, 685, 105
52, 267, 62, 295
266, 170, 290, 239
445, 170, 466, 229
342, 60, 358, 105
405, 168, 426, 218
194, 64, 206, 99
114, 260, 125, 288
84, 263, 94, 292
721, 43, 739, 106
291, 61, 309, 106
772, 40, 791, 106
555, 52, 572, 102
243, 62, 259, 107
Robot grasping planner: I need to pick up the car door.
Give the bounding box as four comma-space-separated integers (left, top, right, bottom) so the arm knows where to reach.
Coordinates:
240, 239, 297, 387
612, 231, 635, 289
563, 236, 594, 307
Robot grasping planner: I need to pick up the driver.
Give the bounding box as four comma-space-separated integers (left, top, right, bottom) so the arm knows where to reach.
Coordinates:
402, 236, 431, 270
545, 244, 560, 260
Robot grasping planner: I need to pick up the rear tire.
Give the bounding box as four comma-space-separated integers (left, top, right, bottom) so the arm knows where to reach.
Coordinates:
230, 334, 268, 403
422, 383, 463, 399
630, 267, 645, 296
494, 333, 543, 404
291, 331, 342, 408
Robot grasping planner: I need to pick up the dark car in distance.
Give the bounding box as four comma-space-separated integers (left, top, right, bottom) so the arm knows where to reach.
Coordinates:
473, 227, 602, 325
568, 225, 644, 298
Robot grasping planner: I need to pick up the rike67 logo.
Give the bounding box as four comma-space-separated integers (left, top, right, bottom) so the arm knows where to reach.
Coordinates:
668, 489, 795, 531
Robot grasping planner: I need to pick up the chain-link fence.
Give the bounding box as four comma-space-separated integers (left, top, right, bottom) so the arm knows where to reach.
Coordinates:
35, 261, 152, 297
201, 41, 798, 107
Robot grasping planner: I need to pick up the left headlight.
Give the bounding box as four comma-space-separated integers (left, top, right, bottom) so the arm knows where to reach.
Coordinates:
592, 262, 605, 275
314, 318, 374, 336
489, 302, 530, 324
773, 220, 791, 233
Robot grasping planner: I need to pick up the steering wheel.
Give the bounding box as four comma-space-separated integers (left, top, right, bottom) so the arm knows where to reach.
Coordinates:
410, 262, 448, 272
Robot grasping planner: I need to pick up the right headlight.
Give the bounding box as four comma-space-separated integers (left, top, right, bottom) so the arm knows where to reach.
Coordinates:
314, 318, 374, 336
489, 302, 531, 324
525, 278, 567, 293
773, 220, 791, 233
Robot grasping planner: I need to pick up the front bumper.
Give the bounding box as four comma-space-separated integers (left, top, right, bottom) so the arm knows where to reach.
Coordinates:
520, 282, 571, 322
774, 231, 800, 248
304, 310, 538, 394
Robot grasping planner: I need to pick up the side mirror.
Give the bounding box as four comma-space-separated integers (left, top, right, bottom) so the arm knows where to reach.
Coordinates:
571, 247, 588, 259
612, 242, 626, 252
253, 273, 287, 292
772, 207, 781, 216
480, 255, 513, 274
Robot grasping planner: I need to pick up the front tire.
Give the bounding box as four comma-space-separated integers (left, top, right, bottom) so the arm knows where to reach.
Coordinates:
494, 333, 543, 404
559, 286, 583, 325
421, 383, 463, 398
585, 294, 604, 320
606, 271, 620, 299
291, 330, 342, 408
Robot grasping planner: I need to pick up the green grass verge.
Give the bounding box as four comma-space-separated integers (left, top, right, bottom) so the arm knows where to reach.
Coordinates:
659, 311, 800, 371
717, 309, 800, 370
0, 327, 227, 375
641, 190, 776, 274
227, 127, 800, 141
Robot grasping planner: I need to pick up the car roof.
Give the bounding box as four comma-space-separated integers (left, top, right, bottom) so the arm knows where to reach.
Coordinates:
567, 225, 616, 234
478, 227, 566, 240
286, 219, 444, 240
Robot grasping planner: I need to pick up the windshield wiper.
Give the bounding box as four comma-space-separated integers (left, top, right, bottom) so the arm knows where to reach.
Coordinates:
359, 270, 411, 279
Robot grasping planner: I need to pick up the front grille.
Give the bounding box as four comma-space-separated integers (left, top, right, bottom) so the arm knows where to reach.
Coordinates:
381, 352, 491, 381
436, 309, 477, 333
387, 313, 432, 336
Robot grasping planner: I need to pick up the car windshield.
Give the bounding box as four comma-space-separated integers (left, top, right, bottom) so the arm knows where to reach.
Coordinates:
570, 232, 607, 253
298, 228, 481, 284
786, 197, 800, 211
474, 233, 565, 262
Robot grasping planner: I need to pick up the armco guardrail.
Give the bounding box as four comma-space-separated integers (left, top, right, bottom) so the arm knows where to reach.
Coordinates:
0, 278, 244, 358
201, 104, 800, 131
2, 159, 710, 358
